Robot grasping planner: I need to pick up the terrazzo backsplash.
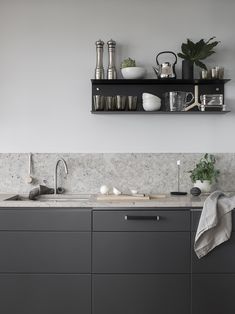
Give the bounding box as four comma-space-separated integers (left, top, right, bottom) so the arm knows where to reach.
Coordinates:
0, 153, 234, 194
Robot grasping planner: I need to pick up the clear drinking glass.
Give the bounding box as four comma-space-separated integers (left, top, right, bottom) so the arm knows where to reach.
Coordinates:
209, 66, 224, 79
93, 95, 105, 111
105, 96, 115, 111
127, 96, 138, 111
114, 95, 127, 111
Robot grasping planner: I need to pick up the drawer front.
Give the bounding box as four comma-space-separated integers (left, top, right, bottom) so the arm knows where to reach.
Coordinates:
93, 274, 190, 314
192, 231, 235, 273
192, 274, 235, 314
93, 210, 190, 231
0, 274, 91, 314
93, 232, 190, 273
0, 209, 91, 231
191, 210, 235, 232
0, 232, 91, 273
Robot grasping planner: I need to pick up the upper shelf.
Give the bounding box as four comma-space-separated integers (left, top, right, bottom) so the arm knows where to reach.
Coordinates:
91, 79, 231, 85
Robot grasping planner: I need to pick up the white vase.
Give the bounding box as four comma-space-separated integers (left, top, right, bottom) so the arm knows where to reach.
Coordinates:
194, 180, 212, 193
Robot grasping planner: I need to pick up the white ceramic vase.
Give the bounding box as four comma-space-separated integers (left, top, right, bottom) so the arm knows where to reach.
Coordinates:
194, 180, 212, 193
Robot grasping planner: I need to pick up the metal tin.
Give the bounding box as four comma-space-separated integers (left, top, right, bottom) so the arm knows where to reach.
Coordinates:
200, 94, 223, 106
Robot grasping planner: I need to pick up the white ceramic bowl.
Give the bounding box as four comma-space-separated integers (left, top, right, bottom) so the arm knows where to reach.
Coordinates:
143, 97, 161, 102
143, 100, 161, 111
142, 98, 161, 106
142, 93, 161, 101
121, 67, 146, 79
143, 99, 161, 104
143, 92, 157, 97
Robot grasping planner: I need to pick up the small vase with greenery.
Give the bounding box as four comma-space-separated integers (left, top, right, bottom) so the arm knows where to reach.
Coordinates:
189, 153, 220, 193
121, 57, 146, 79
178, 37, 220, 79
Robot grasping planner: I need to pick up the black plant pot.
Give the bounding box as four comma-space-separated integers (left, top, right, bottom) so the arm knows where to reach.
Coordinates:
182, 60, 194, 79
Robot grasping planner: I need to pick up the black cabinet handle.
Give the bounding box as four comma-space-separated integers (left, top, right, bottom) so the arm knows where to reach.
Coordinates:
124, 215, 160, 221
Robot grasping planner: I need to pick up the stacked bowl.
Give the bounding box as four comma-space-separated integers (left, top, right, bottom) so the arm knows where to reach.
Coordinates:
142, 93, 161, 111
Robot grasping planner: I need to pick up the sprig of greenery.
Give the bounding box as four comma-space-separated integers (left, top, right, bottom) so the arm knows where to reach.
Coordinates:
178, 37, 220, 70
121, 57, 136, 69
189, 153, 220, 184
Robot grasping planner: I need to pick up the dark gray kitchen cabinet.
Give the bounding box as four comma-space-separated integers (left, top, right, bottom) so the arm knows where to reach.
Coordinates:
0, 208, 91, 314
93, 274, 190, 314
191, 231, 235, 273
191, 210, 235, 314
93, 231, 190, 273
92, 210, 191, 314
192, 274, 235, 314
0, 274, 91, 314
0, 208, 91, 231
0, 232, 91, 273
1, 206, 234, 314
191, 210, 235, 232
191, 211, 235, 273
93, 210, 190, 231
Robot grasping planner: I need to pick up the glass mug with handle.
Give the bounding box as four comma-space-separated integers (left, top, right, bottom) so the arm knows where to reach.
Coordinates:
164, 91, 194, 111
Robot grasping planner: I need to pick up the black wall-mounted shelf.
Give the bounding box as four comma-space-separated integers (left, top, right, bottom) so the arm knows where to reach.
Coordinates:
91, 110, 230, 114
91, 79, 231, 114
91, 79, 230, 85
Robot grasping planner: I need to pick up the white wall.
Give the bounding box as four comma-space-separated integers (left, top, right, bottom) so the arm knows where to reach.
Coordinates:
0, 0, 234, 153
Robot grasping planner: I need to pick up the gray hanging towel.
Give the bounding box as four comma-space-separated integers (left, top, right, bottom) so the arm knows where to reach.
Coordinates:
194, 191, 235, 259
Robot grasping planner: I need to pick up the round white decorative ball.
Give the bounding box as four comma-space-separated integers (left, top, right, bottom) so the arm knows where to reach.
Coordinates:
100, 185, 109, 195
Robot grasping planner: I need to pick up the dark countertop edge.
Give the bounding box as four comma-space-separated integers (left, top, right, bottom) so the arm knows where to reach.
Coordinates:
0, 206, 202, 211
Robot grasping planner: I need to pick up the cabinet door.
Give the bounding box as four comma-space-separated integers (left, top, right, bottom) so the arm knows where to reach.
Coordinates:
192, 274, 235, 314
192, 232, 235, 273
93, 210, 190, 231
93, 274, 190, 314
0, 232, 91, 273
191, 212, 235, 273
191, 211, 235, 232
0, 209, 91, 231
0, 274, 91, 314
93, 232, 190, 273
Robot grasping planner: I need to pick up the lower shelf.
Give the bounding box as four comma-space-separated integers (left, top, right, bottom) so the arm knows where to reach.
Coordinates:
91, 110, 230, 115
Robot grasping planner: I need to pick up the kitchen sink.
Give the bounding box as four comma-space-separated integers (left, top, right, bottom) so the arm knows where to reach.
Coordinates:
38, 194, 90, 202
4, 194, 90, 202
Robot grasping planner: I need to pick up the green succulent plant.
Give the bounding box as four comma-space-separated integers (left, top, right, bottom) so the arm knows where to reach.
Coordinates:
189, 153, 220, 184
178, 37, 220, 70
121, 57, 136, 69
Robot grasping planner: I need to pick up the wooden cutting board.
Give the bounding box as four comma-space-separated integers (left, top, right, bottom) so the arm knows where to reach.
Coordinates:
96, 194, 167, 202
150, 194, 167, 199
96, 194, 150, 201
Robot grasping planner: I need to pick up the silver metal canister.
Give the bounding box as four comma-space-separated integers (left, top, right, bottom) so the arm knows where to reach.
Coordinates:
200, 94, 223, 106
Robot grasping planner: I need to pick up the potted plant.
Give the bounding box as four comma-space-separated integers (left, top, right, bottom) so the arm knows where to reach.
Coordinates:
178, 37, 220, 79
189, 153, 220, 193
121, 57, 146, 79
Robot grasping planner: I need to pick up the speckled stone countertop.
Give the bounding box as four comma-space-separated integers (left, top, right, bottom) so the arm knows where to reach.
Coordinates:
0, 194, 207, 209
